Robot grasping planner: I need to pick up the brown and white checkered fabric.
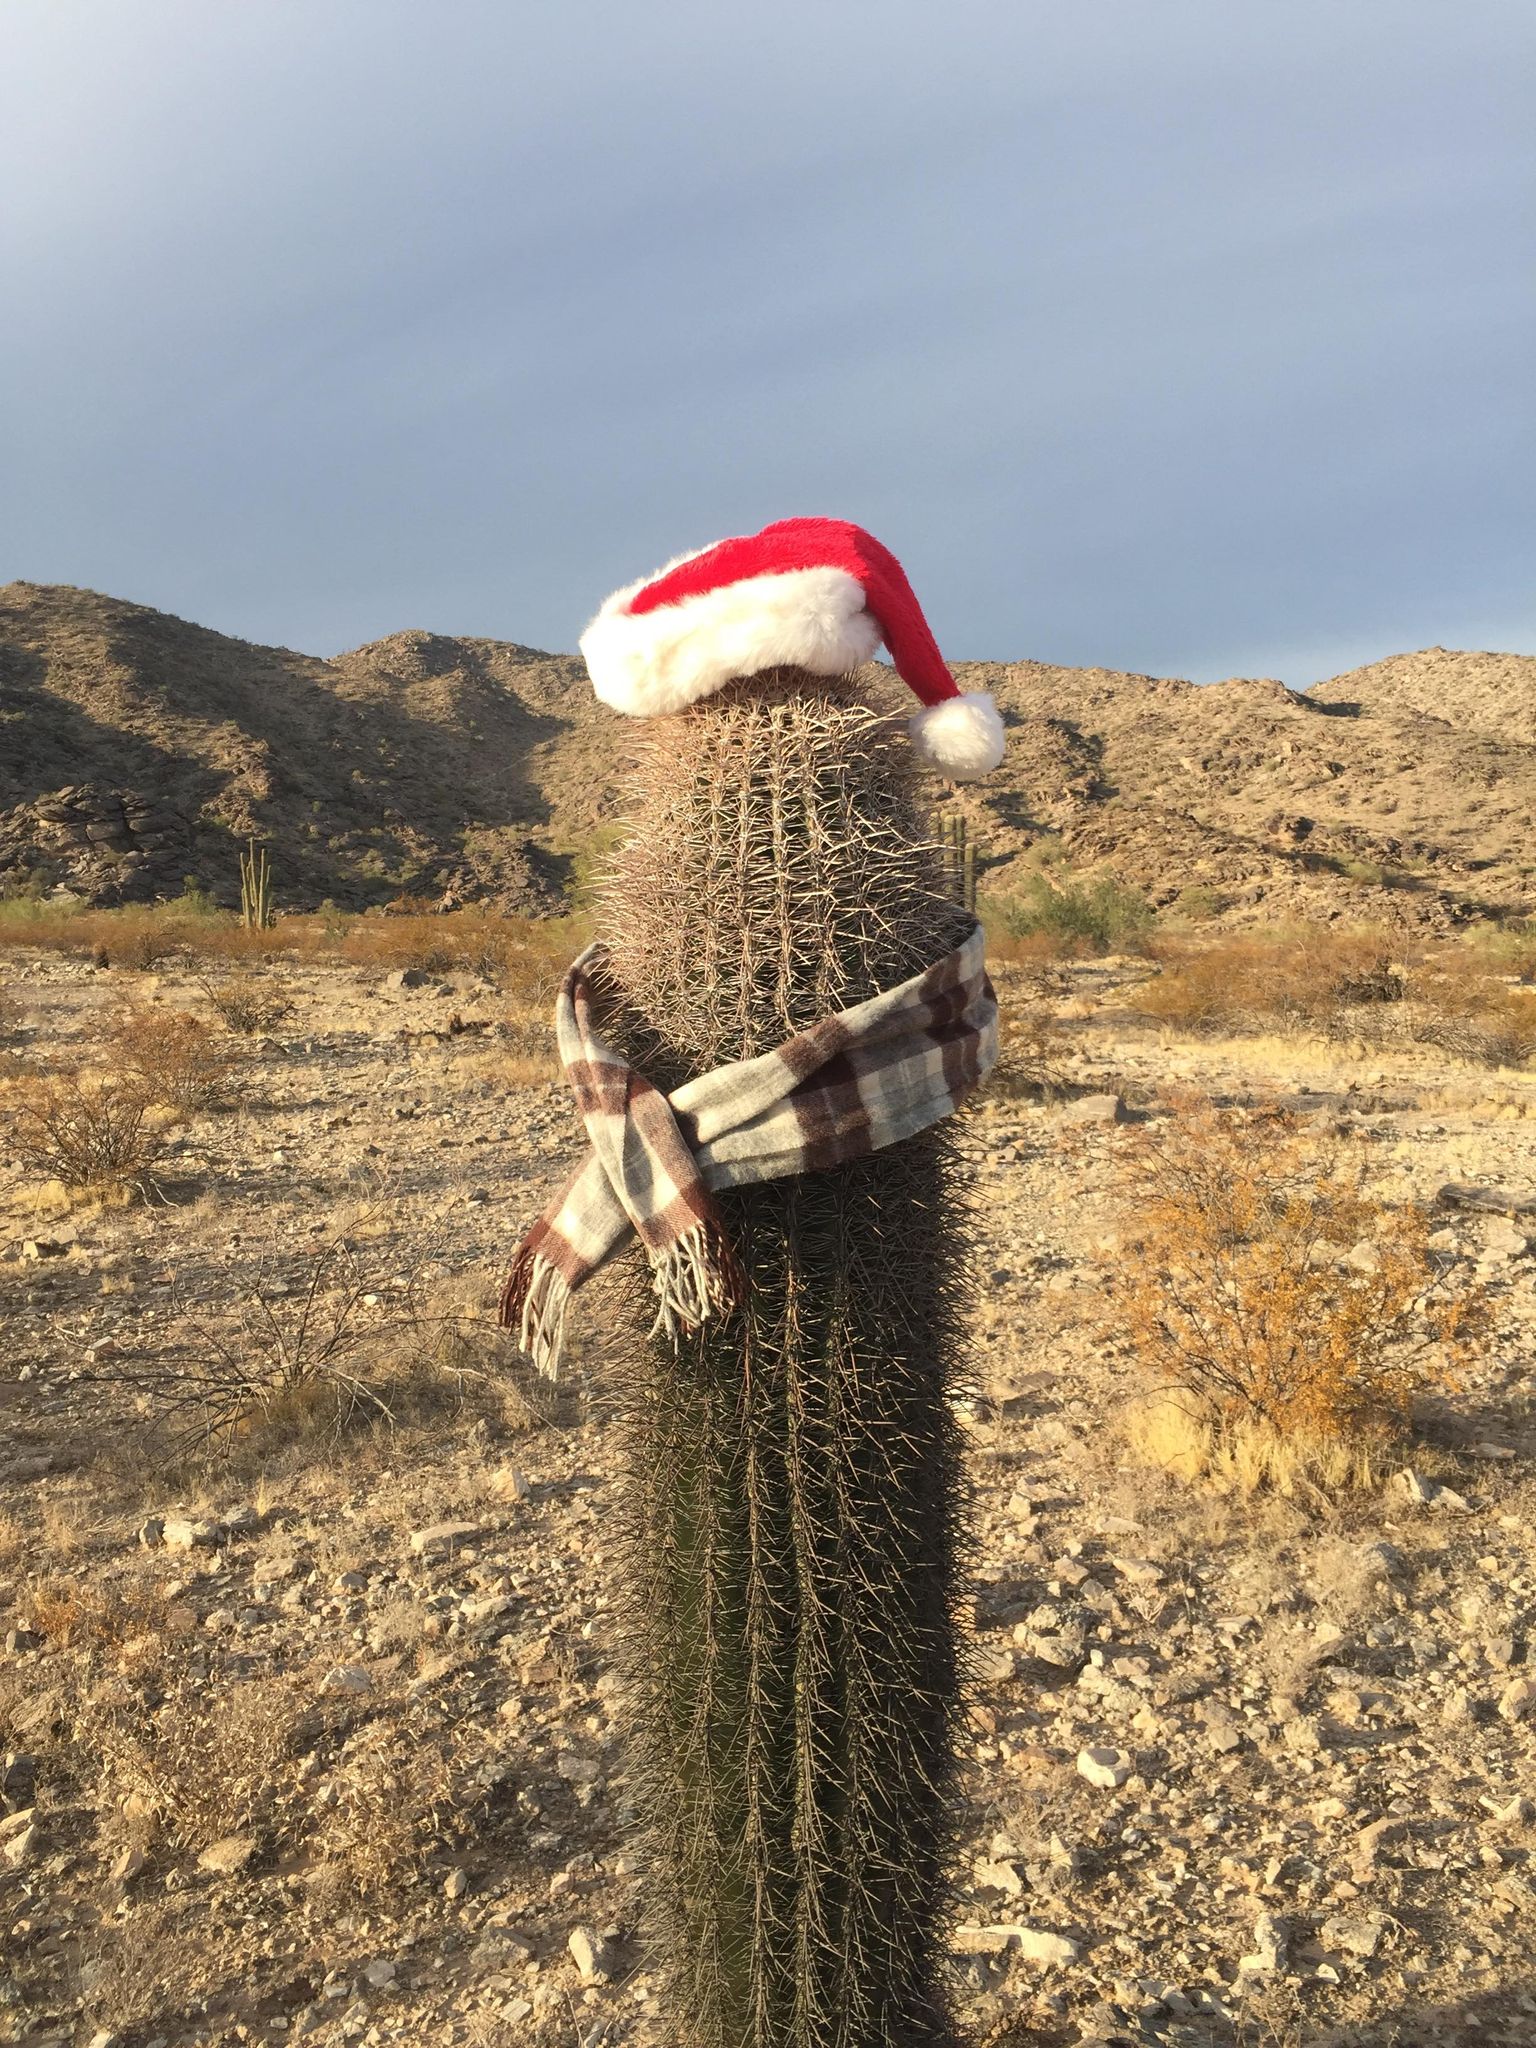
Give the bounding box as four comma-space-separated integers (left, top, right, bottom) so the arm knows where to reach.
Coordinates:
498, 921, 996, 1375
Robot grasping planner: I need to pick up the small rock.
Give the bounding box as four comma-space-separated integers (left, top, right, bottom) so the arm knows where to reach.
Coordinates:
568, 1924, 616, 1982
1, 1817, 40, 1866
109, 1845, 146, 1885
409, 1521, 482, 1561
951, 1925, 1017, 1958
1060, 1093, 1127, 1125
1354, 1816, 1409, 1868
1237, 1911, 1287, 1976
162, 1516, 221, 1551
136, 1517, 165, 1548
1077, 1745, 1133, 1790
1322, 1912, 1385, 1959
1014, 1926, 1081, 1967
319, 1664, 373, 1696
465, 1187, 492, 1205
88, 2031, 122, 2048
1359, 1539, 1405, 1577
1435, 1182, 1536, 1219
21, 1238, 68, 1261
1483, 1793, 1535, 1824
387, 967, 426, 989
1482, 1220, 1531, 1261
198, 1834, 257, 1875
555, 1752, 602, 1786
361, 1959, 396, 1989
1395, 1469, 1438, 1505
1, 1753, 36, 1811
443, 1866, 469, 1899
1497, 1675, 1536, 1723
489, 1465, 533, 1503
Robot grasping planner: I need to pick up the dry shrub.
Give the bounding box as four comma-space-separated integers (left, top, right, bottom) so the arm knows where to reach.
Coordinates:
1123, 1389, 1387, 1497
1138, 928, 1401, 1034
985, 925, 1085, 971
492, 992, 559, 1085
1102, 1101, 1484, 1487
78, 1899, 229, 2037
1397, 952, 1536, 1068
105, 1003, 239, 1111
2, 1070, 164, 1193
0, 982, 23, 1039
196, 971, 294, 1034
130, 1247, 392, 1452
338, 908, 585, 992
89, 1668, 306, 1855
128, 1245, 514, 1456
985, 996, 1069, 1101
91, 909, 193, 972
22, 1577, 177, 1662
339, 909, 512, 982
308, 1704, 460, 1896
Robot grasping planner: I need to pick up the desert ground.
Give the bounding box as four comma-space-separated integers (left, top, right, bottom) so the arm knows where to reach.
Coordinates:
1, 920, 1534, 2048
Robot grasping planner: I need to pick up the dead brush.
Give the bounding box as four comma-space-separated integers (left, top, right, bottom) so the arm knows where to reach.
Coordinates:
307, 1703, 462, 1896
985, 987, 1070, 1102
94, 909, 191, 972
196, 970, 294, 1035
1138, 927, 1403, 1035
340, 909, 512, 982
2, 1069, 164, 1195
105, 1003, 239, 1111
22, 1577, 180, 1679
1395, 952, 1536, 1068
1101, 1099, 1486, 1495
87, 1667, 306, 1856
124, 1244, 395, 1452
121, 1242, 517, 1455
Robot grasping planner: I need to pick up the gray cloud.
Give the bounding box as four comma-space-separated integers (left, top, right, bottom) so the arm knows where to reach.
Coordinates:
4, 0, 1532, 683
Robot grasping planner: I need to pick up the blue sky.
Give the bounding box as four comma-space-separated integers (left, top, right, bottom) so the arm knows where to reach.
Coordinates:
4, 1, 1532, 684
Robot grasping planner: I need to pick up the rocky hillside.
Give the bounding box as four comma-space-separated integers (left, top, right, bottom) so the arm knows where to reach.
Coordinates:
953, 650, 1536, 930
2, 581, 1532, 928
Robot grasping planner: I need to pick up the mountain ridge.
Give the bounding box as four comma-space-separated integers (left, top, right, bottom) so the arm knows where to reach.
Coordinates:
2, 579, 1532, 929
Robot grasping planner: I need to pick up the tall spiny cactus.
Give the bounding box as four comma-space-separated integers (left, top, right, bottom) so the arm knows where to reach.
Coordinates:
239, 839, 275, 929
598, 671, 974, 2048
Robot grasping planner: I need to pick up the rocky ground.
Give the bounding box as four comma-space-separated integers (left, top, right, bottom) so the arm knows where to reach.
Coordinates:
2, 946, 1535, 2048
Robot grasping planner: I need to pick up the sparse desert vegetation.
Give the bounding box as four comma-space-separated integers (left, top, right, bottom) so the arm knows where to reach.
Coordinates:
0, 903, 1533, 2046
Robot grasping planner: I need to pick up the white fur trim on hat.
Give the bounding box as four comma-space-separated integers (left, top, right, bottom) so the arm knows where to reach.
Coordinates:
580, 563, 881, 717
908, 692, 1005, 780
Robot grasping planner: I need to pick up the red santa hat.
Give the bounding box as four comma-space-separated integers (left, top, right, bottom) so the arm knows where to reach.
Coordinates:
578, 516, 1005, 780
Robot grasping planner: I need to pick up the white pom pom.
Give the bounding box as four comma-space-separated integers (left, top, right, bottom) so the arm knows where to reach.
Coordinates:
908, 691, 1005, 780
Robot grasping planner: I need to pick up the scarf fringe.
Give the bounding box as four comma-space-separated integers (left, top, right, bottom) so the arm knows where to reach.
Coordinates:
649, 1218, 745, 1344
497, 1246, 571, 1380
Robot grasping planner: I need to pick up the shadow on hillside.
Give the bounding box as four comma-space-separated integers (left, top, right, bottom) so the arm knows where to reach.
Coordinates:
1, 628, 575, 906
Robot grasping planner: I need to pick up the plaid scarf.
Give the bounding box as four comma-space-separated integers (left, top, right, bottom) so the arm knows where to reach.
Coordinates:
498, 921, 996, 1376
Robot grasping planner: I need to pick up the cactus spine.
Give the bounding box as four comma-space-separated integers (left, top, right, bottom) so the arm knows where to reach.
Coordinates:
599, 672, 973, 2048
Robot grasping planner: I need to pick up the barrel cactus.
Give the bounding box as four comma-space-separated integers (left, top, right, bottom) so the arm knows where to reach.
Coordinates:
594, 669, 976, 2048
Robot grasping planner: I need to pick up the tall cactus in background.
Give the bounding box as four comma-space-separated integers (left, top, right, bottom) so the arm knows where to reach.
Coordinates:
937, 810, 977, 913
598, 671, 975, 2048
238, 838, 275, 929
